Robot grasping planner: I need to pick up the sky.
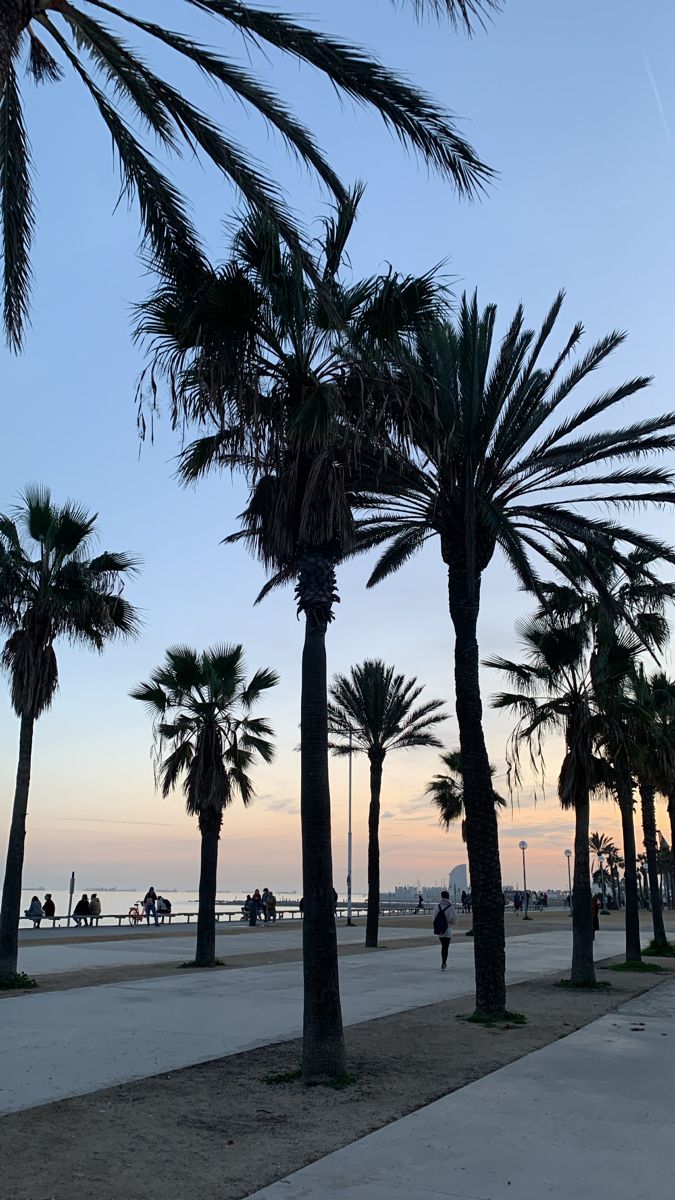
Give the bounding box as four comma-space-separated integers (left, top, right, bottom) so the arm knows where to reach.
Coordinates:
2, 0, 675, 896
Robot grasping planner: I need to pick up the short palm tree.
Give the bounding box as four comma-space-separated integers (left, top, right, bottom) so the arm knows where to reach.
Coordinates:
327, 659, 447, 947
625, 668, 673, 953
0, 0, 496, 349
488, 609, 613, 984
131, 644, 277, 967
645, 672, 675, 910
0, 485, 138, 984
358, 293, 675, 1014
427, 749, 506, 840
139, 198, 446, 1081
589, 831, 621, 907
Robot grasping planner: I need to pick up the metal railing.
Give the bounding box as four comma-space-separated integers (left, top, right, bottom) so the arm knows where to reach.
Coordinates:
19, 900, 431, 930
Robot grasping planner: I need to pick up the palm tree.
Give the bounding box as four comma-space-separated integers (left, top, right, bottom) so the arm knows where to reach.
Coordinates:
626, 668, 673, 953
589, 831, 620, 907
138, 199, 444, 1081
327, 659, 447, 947
646, 672, 675, 910
488, 610, 615, 985
0, 0, 497, 350
0, 485, 138, 984
131, 645, 277, 967
426, 749, 506, 841
357, 294, 675, 1014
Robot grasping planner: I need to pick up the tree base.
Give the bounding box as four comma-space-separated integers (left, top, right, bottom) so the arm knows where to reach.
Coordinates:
643, 940, 675, 958
559, 978, 611, 990
179, 958, 225, 969
463, 1009, 526, 1027
0, 971, 38, 990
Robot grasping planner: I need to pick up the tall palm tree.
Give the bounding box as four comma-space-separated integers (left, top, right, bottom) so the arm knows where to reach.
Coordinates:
0, 485, 138, 984
426, 749, 506, 840
131, 645, 277, 967
138, 199, 444, 1080
327, 659, 447, 947
0, 0, 497, 350
357, 294, 675, 1014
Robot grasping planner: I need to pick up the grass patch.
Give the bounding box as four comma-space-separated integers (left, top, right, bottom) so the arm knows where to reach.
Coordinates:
642, 940, 675, 958
327, 1072, 358, 1091
179, 959, 225, 969
263, 1068, 302, 1085
0, 971, 38, 990
558, 978, 612, 991
607, 960, 665, 974
463, 1009, 527, 1028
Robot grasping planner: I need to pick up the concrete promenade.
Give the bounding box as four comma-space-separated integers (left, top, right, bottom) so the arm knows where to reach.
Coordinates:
0, 928, 626, 1115
16, 919, 426, 975
246, 976, 675, 1200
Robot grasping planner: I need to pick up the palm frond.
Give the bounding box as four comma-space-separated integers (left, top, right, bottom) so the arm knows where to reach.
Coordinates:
0, 62, 33, 350
186, 0, 493, 195
26, 32, 63, 84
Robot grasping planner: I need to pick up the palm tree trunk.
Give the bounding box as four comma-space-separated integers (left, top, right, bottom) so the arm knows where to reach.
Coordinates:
570, 790, 595, 984
0, 0, 35, 91
668, 796, 675, 911
0, 713, 35, 983
447, 567, 505, 1018
297, 552, 346, 1082
639, 780, 668, 951
365, 750, 384, 949
615, 763, 641, 964
195, 808, 221, 967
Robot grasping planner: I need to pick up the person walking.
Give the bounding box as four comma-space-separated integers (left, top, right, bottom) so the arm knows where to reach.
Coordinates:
42, 894, 56, 922
252, 889, 262, 922
592, 894, 600, 940
261, 887, 270, 923
24, 896, 43, 928
267, 892, 277, 922
89, 894, 102, 926
143, 887, 159, 926
433, 890, 457, 970
72, 894, 91, 927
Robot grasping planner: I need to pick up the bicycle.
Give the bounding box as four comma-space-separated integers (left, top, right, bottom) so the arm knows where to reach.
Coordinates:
128, 901, 145, 926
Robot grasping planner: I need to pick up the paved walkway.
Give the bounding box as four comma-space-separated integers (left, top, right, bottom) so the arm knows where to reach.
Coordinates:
0, 929, 626, 1115
246, 976, 675, 1200
16, 921, 426, 975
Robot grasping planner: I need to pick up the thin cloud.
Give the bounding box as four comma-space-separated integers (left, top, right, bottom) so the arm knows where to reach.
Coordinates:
642, 51, 672, 146
57, 817, 180, 829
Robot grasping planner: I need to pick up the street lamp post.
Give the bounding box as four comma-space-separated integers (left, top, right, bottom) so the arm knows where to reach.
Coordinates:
598, 852, 608, 915
519, 841, 531, 919
347, 726, 353, 926
564, 849, 573, 915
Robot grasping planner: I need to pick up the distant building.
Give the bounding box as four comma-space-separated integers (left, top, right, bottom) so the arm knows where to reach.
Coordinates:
448, 864, 468, 898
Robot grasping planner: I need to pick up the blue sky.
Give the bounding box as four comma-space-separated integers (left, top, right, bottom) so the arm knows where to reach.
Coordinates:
1, 0, 675, 893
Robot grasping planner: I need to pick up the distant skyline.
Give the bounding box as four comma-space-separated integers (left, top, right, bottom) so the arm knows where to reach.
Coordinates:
2, 0, 675, 894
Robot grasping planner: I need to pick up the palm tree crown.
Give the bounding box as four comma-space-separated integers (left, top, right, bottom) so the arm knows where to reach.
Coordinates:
0, 484, 139, 717
328, 659, 447, 760
426, 749, 505, 832
1, 0, 496, 349
131, 644, 277, 820
360, 292, 675, 591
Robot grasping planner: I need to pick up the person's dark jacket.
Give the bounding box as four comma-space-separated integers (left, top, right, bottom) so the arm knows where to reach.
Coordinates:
73, 898, 91, 917
42, 898, 56, 918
